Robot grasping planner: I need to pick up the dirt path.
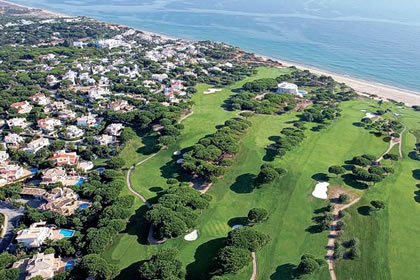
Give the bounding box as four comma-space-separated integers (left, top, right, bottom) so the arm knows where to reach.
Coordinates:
398, 125, 407, 158
250, 252, 257, 280
325, 192, 361, 280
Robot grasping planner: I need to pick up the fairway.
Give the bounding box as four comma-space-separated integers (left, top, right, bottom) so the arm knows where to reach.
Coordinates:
103, 67, 420, 280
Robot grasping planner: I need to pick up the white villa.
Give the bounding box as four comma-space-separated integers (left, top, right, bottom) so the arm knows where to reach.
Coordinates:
25, 137, 50, 153
13, 253, 62, 280
64, 125, 84, 139
6, 117, 28, 128
4, 133, 24, 145
106, 123, 124, 136
15, 221, 52, 248
0, 151, 9, 163
276, 82, 299, 95
11, 101, 33, 114
77, 114, 99, 127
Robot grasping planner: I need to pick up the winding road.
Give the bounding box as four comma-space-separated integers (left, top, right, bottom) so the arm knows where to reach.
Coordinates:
0, 201, 24, 252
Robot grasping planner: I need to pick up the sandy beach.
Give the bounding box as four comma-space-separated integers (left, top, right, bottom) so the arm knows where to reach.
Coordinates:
0, 0, 68, 18
258, 55, 420, 106
2, 0, 419, 107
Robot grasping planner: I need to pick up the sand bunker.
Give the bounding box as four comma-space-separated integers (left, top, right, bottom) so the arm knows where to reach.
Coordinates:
232, 224, 244, 230
360, 109, 367, 112
365, 112, 378, 119
312, 182, 330, 199
173, 150, 181, 156
204, 88, 222, 95
184, 230, 198, 241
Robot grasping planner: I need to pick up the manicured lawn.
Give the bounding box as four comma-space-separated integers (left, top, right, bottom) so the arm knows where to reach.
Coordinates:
103, 67, 420, 280
335, 105, 420, 280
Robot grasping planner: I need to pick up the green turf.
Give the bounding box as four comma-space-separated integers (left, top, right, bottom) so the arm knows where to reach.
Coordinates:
103, 67, 420, 280
334, 105, 420, 280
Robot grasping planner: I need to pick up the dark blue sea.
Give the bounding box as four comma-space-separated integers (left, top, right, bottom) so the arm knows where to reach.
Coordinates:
10, 0, 420, 92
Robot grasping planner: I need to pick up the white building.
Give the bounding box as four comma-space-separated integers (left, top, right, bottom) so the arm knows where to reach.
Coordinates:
11, 101, 33, 114
77, 114, 99, 127
65, 125, 84, 139
151, 73, 168, 82
276, 82, 299, 95
94, 134, 116, 146
6, 118, 28, 128
96, 39, 125, 49
0, 151, 9, 163
88, 87, 110, 102
15, 222, 53, 248
106, 123, 124, 136
25, 137, 50, 154
4, 133, 24, 145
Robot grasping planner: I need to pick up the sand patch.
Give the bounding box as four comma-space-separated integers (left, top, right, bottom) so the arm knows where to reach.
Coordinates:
204, 88, 222, 95
184, 230, 198, 241
365, 112, 378, 119
312, 182, 329, 200
232, 224, 244, 230
173, 150, 181, 156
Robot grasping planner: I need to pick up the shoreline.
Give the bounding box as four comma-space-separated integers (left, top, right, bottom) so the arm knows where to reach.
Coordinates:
258, 55, 420, 106
3, 0, 419, 107
0, 0, 68, 18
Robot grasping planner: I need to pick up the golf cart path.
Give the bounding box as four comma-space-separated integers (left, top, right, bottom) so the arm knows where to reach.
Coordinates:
398, 125, 406, 158
125, 111, 194, 244
326, 196, 361, 280
250, 252, 257, 280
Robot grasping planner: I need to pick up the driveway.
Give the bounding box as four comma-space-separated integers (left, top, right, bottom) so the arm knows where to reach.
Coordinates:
0, 201, 25, 252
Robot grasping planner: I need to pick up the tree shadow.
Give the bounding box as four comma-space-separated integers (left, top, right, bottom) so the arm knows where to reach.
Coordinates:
116, 260, 145, 280
305, 224, 323, 234
136, 134, 160, 156
312, 173, 329, 182
412, 169, 420, 180
227, 217, 248, 228
352, 122, 363, 127
408, 151, 419, 161
270, 263, 297, 280
314, 206, 331, 214
149, 186, 164, 193
342, 174, 368, 190
357, 206, 372, 216
160, 159, 182, 180
263, 148, 277, 162
230, 173, 256, 193
185, 237, 226, 280
268, 136, 281, 142
342, 164, 354, 171
124, 204, 151, 245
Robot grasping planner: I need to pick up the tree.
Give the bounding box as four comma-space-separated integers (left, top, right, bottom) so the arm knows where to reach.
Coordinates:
138, 249, 184, 280
79, 254, 118, 280
108, 157, 125, 169
352, 156, 371, 167
370, 200, 385, 211
338, 194, 348, 204
296, 254, 324, 276
0, 252, 17, 269
225, 227, 270, 252
120, 127, 137, 143
328, 165, 346, 177
256, 164, 281, 185
247, 208, 269, 225
384, 153, 399, 162
214, 246, 252, 275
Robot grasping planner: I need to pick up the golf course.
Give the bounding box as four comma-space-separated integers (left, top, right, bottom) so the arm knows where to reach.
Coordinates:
103, 67, 420, 280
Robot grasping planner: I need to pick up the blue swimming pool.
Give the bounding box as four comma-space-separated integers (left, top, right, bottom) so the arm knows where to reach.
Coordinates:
30, 168, 38, 174
59, 229, 75, 237
298, 90, 308, 95
74, 178, 85, 186
78, 203, 89, 210
96, 167, 105, 173
65, 260, 75, 270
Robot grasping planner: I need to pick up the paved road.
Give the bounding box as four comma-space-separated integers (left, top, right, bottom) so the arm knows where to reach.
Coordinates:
0, 201, 24, 252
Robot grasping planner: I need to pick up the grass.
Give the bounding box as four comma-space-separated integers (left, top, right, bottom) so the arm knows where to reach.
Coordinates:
103, 67, 420, 280
335, 105, 420, 280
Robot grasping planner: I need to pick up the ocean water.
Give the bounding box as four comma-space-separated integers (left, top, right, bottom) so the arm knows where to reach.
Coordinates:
9, 0, 420, 92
